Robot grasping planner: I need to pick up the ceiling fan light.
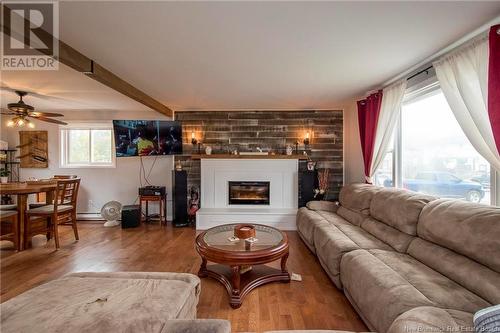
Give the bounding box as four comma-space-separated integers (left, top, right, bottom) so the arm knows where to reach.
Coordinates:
6, 120, 14, 127
28, 122, 35, 128
17, 118, 25, 126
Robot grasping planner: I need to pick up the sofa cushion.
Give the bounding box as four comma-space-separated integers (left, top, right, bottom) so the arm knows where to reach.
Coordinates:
0, 272, 201, 333
318, 211, 393, 251
408, 238, 500, 305
313, 214, 393, 289
339, 183, 378, 214
370, 188, 434, 235
417, 199, 500, 273
340, 249, 489, 333
313, 223, 361, 288
361, 217, 415, 252
306, 200, 339, 213
336, 206, 367, 227
387, 306, 473, 333
296, 207, 330, 253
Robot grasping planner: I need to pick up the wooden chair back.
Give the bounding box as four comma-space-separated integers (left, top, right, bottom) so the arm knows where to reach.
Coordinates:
54, 178, 81, 209
35, 175, 78, 202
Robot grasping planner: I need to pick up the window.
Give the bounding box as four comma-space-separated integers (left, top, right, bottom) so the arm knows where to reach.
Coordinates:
380, 82, 494, 205
60, 122, 115, 168
373, 136, 394, 187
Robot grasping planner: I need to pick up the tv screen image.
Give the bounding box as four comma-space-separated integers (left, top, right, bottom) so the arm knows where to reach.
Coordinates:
113, 120, 183, 157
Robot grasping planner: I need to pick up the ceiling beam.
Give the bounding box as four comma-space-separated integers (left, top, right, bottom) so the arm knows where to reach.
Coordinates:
1, 6, 173, 117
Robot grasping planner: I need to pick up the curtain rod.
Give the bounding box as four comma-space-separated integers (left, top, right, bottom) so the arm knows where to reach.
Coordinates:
382, 15, 500, 88
406, 65, 433, 81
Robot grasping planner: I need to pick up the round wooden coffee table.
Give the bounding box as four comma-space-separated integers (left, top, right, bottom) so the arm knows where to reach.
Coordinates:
195, 223, 290, 308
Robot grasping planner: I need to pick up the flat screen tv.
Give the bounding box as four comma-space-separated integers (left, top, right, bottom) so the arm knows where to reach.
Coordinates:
113, 120, 183, 157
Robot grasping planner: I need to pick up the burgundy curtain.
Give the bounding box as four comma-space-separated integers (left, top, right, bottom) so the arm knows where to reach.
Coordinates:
357, 90, 383, 183
489, 24, 500, 154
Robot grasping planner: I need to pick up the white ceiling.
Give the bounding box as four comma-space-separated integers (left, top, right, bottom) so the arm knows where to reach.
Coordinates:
3, 1, 500, 112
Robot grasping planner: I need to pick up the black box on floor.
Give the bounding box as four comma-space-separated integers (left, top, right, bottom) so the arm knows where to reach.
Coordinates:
121, 204, 141, 228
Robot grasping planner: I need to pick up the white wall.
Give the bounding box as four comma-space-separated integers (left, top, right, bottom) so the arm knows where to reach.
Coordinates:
0, 110, 174, 218
343, 100, 365, 184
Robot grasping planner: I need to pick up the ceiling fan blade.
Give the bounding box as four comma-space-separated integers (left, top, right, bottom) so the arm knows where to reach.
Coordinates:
33, 116, 68, 125
1, 85, 69, 102
29, 111, 64, 117
1, 111, 17, 115
1, 107, 18, 114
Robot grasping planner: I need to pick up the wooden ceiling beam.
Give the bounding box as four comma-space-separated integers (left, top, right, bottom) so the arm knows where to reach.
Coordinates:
1, 6, 173, 117
87, 62, 173, 116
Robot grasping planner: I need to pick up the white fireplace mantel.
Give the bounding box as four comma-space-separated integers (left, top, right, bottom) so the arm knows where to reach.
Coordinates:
196, 158, 299, 230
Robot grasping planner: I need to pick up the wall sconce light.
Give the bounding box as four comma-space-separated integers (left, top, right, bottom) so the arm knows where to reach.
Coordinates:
191, 131, 202, 154
191, 131, 197, 145
303, 132, 310, 146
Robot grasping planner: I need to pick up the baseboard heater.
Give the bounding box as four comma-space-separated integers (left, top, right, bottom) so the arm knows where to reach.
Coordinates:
76, 213, 104, 221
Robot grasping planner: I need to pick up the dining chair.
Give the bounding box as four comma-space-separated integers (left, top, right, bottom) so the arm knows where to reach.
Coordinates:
0, 210, 19, 251
25, 178, 81, 249
31, 175, 78, 209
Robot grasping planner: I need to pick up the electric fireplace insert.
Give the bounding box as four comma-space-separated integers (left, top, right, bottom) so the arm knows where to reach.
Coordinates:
228, 181, 270, 205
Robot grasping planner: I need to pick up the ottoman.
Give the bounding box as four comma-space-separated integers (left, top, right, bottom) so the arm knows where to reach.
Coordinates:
0, 272, 201, 333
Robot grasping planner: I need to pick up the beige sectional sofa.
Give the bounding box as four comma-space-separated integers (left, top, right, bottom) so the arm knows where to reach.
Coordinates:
297, 183, 500, 333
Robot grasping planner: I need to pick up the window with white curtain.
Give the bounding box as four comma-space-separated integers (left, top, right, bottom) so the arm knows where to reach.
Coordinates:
60, 122, 115, 168
378, 80, 494, 205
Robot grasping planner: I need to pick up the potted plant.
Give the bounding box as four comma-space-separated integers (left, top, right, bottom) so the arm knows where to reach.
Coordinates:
313, 169, 330, 200
0, 168, 10, 183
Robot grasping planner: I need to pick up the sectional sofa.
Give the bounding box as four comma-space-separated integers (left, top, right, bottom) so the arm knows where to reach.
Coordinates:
296, 183, 500, 333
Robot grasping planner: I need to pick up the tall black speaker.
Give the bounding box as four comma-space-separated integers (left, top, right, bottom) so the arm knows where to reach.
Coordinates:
299, 170, 318, 207
172, 170, 189, 227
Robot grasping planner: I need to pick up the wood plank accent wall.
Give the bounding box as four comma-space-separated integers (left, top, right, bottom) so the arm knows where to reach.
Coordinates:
174, 110, 343, 201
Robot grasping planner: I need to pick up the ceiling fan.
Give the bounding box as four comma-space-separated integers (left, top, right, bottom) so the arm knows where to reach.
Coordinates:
1, 90, 68, 127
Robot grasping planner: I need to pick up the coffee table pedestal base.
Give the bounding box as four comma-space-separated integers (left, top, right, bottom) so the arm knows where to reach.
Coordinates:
199, 264, 290, 309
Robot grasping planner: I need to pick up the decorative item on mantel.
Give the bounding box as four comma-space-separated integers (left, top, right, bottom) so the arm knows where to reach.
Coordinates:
307, 160, 316, 171
175, 159, 183, 171
205, 146, 212, 155
314, 169, 330, 200
286, 145, 293, 156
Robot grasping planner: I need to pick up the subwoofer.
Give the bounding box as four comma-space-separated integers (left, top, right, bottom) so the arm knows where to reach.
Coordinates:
121, 205, 141, 228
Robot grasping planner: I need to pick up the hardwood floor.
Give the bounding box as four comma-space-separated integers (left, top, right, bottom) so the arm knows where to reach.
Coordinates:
0, 222, 367, 332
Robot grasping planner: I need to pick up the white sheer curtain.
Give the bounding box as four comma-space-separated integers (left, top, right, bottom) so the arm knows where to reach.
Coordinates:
434, 36, 500, 171
368, 80, 407, 182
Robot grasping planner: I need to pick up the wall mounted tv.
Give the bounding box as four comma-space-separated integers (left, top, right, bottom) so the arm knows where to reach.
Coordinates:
113, 120, 183, 157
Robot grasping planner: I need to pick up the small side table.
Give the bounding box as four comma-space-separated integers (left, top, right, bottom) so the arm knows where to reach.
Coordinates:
139, 194, 167, 225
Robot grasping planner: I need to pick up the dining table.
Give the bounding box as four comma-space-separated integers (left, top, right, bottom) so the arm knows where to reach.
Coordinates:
0, 182, 57, 251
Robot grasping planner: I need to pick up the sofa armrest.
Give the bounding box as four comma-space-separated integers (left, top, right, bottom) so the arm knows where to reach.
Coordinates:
161, 319, 231, 333
306, 200, 339, 213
